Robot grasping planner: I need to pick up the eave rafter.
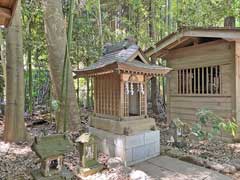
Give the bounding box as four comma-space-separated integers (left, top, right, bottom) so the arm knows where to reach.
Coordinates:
0, 7, 11, 19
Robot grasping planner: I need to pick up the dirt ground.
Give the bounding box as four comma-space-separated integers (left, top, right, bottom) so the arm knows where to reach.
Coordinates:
160, 124, 240, 179
1, 110, 240, 179
0, 114, 151, 180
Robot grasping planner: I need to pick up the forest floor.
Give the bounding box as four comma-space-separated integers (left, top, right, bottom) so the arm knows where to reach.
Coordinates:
1, 111, 240, 179
160, 123, 240, 180
0, 112, 151, 180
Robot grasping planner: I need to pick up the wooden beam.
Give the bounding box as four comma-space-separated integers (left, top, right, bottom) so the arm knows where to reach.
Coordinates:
0, 7, 11, 19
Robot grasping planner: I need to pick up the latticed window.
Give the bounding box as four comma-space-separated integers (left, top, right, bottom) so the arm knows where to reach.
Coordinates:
177, 65, 221, 95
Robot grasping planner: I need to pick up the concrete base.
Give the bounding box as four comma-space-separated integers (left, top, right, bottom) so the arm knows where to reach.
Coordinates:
90, 116, 156, 135
89, 127, 160, 166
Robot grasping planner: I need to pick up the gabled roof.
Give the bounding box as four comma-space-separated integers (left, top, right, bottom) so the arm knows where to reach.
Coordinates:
31, 134, 74, 160
74, 38, 171, 78
0, 0, 18, 28
145, 27, 240, 58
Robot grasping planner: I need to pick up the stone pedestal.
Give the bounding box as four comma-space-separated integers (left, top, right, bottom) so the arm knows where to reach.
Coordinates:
89, 127, 160, 166
31, 166, 73, 180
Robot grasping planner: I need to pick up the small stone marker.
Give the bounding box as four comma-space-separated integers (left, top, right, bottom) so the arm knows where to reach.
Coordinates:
31, 134, 74, 180
76, 133, 103, 177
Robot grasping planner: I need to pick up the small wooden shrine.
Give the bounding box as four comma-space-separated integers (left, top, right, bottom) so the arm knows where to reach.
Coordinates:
31, 134, 74, 180
74, 37, 171, 135
74, 38, 171, 165
0, 0, 18, 27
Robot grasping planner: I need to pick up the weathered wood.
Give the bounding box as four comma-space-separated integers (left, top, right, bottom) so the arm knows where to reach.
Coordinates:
0, 0, 18, 27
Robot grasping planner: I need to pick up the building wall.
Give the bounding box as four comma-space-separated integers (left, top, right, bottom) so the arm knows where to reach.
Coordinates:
94, 73, 120, 116
166, 40, 235, 131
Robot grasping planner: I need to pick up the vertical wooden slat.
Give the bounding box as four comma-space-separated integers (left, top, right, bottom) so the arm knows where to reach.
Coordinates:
94, 77, 97, 113
211, 66, 213, 94
183, 69, 185, 94
177, 70, 181, 94
202, 67, 204, 94
198, 68, 200, 94
193, 69, 195, 94
112, 75, 115, 115
219, 65, 222, 94
104, 75, 107, 114
109, 75, 112, 115
144, 82, 147, 116
177, 70, 179, 94
206, 67, 209, 94
186, 69, 189, 94
189, 69, 192, 94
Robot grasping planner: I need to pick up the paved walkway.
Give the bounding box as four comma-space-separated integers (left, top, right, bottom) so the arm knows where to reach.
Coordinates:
134, 156, 232, 180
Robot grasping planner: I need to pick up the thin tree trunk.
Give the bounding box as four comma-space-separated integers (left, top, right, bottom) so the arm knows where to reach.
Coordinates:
149, 0, 159, 114
28, 22, 33, 115
98, 0, 103, 47
43, 0, 80, 132
4, 0, 27, 142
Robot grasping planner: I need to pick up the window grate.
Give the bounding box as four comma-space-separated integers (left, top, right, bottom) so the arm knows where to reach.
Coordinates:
177, 65, 221, 95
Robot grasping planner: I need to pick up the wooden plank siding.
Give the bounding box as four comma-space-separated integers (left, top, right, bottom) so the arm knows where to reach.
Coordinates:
166, 40, 235, 128
94, 73, 120, 116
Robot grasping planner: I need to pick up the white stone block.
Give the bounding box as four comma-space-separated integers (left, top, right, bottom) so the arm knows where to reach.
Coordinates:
132, 145, 147, 161
145, 143, 156, 157
154, 141, 160, 154
126, 148, 133, 162
144, 130, 160, 144
126, 134, 144, 148
89, 127, 160, 166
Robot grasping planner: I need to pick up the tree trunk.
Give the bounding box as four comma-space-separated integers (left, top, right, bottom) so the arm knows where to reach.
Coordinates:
4, 0, 27, 142
42, 0, 80, 132
98, 0, 103, 47
28, 22, 33, 115
149, 0, 158, 114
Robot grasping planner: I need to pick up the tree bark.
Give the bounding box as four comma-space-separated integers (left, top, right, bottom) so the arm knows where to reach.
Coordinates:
4, 0, 27, 142
28, 22, 33, 115
149, 0, 159, 114
42, 0, 80, 132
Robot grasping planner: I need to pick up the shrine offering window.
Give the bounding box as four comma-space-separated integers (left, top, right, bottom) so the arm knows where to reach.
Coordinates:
124, 82, 145, 116
177, 65, 221, 95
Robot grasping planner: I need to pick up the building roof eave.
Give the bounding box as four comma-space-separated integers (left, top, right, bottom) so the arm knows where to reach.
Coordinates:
145, 27, 240, 58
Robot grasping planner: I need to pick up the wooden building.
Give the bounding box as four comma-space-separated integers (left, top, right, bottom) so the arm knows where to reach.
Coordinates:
0, 0, 18, 27
74, 38, 171, 165
145, 27, 240, 134
74, 38, 171, 135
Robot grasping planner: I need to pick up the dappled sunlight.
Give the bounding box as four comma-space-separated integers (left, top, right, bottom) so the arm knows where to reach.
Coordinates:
129, 170, 152, 180
227, 143, 240, 153
0, 140, 32, 155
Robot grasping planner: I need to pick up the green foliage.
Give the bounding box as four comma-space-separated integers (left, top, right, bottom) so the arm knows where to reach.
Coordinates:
192, 108, 238, 141
8, 0, 240, 113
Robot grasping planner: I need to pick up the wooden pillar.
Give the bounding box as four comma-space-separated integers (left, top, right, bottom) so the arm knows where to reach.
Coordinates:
235, 42, 240, 123
119, 76, 125, 118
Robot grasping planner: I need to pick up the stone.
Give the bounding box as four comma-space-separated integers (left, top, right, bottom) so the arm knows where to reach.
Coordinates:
229, 159, 240, 170
220, 163, 237, 174
89, 127, 160, 165
31, 166, 73, 180
126, 134, 144, 149
106, 157, 123, 169
204, 160, 237, 174
75, 133, 103, 177
78, 164, 104, 177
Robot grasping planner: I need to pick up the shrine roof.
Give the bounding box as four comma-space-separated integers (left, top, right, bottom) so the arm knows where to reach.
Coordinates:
31, 134, 74, 160
0, 0, 18, 28
74, 38, 171, 78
